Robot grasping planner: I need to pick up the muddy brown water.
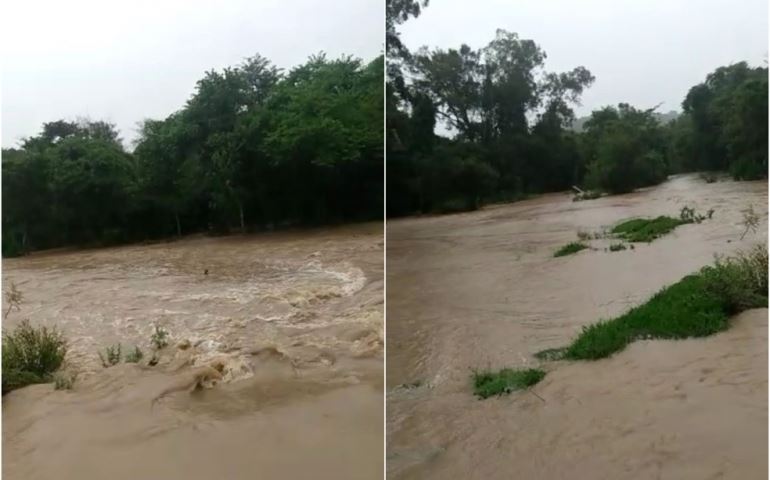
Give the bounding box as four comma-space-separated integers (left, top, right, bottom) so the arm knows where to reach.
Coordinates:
387, 174, 767, 479
2, 223, 383, 480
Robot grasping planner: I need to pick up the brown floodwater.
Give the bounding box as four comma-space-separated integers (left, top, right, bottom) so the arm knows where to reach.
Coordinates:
2, 223, 383, 480
387, 174, 768, 479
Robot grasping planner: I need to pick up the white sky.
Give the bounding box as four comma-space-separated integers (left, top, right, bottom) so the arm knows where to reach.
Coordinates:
1, 0, 383, 148
399, 0, 768, 118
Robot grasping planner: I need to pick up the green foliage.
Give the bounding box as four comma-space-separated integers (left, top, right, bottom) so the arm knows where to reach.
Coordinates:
124, 346, 144, 363
387, 24, 594, 216
554, 242, 588, 257
2, 320, 67, 394
151, 326, 169, 350
3, 52, 383, 254
701, 245, 768, 314
99, 344, 122, 367
609, 242, 627, 252
472, 368, 546, 399
611, 216, 687, 242
558, 247, 767, 361
582, 104, 668, 194
682, 62, 768, 178
565, 275, 729, 360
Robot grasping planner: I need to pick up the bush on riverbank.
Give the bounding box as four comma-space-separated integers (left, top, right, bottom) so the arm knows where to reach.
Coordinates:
2, 320, 67, 394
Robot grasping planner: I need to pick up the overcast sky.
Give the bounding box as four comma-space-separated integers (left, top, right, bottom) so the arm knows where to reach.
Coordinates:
400, 0, 767, 118
1, 0, 383, 148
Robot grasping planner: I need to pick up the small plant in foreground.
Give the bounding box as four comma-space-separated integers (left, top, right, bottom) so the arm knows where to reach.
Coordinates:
53, 371, 78, 390
2, 320, 67, 394
4, 282, 23, 319
554, 242, 589, 257
609, 243, 627, 252
99, 343, 122, 367
151, 326, 169, 350
472, 368, 546, 399
124, 346, 144, 363
740, 205, 759, 240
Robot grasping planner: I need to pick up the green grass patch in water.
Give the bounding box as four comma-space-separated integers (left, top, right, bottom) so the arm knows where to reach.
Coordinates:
472, 368, 546, 399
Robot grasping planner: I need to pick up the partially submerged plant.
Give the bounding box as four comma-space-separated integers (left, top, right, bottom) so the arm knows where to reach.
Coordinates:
124, 346, 144, 363
472, 367, 546, 399
741, 205, 760, 240
554, 242, 589, 257
53, 371, 78, 390
4, 282, 23, 319
98, 343, 122, 367
2, 320, 67, 394
151, 326, 169, 350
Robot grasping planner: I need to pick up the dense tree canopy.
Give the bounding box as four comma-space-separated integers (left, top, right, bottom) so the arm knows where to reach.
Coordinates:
2, 53, 383, 256
386, 1, 767, 216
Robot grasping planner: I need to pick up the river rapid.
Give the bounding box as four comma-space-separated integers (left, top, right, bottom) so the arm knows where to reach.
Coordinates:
3, 223, 383, 480
386, 174, 767, 479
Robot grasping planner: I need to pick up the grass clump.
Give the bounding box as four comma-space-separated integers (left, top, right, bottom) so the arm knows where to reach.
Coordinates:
554, 242, 589, 257
561, 246, 767, 361
98, 343, 122, 367
2, 320, 67, 394
472, 368, 546, 399
611, 216, 687, 242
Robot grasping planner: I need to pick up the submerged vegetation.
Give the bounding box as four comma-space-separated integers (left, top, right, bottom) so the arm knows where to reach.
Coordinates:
472, 368, 546, 399
386, 0, 767, 217
537, 246, 767, 361
554, 242, 589, 257
3, 52, 383, 257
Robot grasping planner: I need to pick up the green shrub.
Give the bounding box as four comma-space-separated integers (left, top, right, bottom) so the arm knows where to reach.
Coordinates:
554, 242, 589, 257
701, 245, 768, 314
2, 320, 67, 394
472, 368, 546, 399
124, 346, 144, 363
99, 344, 122, 367
151, 326, 169, 350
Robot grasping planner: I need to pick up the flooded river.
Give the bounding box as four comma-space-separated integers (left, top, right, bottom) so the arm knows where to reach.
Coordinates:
3, 223, 383, 480
387, 174, 767, 479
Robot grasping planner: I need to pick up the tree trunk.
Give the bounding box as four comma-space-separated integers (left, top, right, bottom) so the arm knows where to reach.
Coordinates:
175, 213, 181, 237
238, 203, 245, 233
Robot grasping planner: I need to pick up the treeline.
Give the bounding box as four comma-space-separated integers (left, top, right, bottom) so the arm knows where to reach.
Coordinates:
2, 54, 383, 256
386, 0, 768, 216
